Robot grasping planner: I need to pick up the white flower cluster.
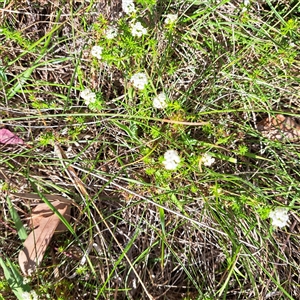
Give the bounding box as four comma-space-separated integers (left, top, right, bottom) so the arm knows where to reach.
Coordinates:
165, 14, 178, 25
201, 153, 215, 167
153, 93, 167, 109
241, 0, 250, 13
105, 25, 118, 39
22, 290, 38, 300
121, 0, 147, 38
91, 45, 103, 59
130, 72, 148, 90
122, 0, 136, 14
130, 21, 147, 37
80, 88, 96, 105
269, 207, 289, 228
162, 150, 180, 170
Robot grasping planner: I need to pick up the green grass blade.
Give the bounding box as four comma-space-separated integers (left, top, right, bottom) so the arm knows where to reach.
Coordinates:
6, 196, 27, 242
0, 256, 31, 299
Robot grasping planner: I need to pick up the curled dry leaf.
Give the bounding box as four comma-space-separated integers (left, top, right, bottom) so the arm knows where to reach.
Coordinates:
18, 199, 71, 276
257, 114, 300, 142
29, 201, 71, 233
0, 128, 24, 145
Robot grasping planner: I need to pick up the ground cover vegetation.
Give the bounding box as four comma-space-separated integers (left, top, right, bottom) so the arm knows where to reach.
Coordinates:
0, 0, 300, 299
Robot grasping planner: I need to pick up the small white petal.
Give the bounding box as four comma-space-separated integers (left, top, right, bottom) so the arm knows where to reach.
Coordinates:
122, 0, 136, 14
164, 14, 178, 25
130, 72, 148, 90
80, 88, 96, 105
91, 45, 103, 59
80, 88, 91, 100
22, 292, 31, 300
21, 291, 38, 300
130, 21, 147, 37
153, 93, 167, 109
269, 207, 289, 228
201, 153, 215, 167
105, 25, 118, 39
162, 150, 180, 170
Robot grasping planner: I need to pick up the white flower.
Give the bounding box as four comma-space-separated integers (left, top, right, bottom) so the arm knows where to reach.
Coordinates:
91, 45, 103, 59
164, 14, 178, 25
130, 72, 148, 90
269, 207, 289, 228
241, 0, 250, 12
105, 25, 118, 39
130, 21, 147, 37
23, 278, 31, 284
22, 292, 31, 300
122, 0, 136, 14
201, 153, 215, 167
80, 88, 96, 105
153, 93, 167, 109
22, 290, 38, 300
162, 150, 180, 170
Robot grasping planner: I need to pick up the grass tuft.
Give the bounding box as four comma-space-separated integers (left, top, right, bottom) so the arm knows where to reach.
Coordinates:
1, 0, 300, 299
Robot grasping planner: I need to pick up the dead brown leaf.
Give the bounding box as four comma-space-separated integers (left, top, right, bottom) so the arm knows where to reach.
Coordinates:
18, 199, 71, 276
30, 201, 71, 233
257, 114, 300, 142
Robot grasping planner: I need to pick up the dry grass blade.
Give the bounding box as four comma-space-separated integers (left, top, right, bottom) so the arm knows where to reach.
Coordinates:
12, 192, 80, 210
54, 143, 90, 198
54, 142, 154, 299
2, 0, 300, 298
160, 119, 208, 126
18, 201, 70, 276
